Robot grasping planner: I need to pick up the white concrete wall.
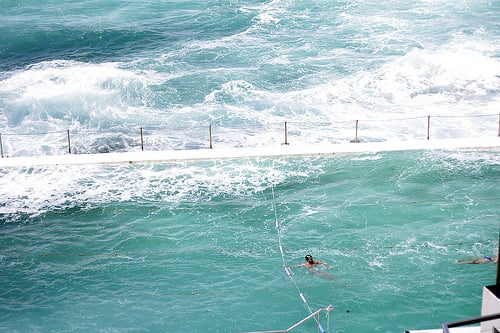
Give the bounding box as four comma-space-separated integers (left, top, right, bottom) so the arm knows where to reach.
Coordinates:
0, 136, 499, 168
481, 286, 500, 333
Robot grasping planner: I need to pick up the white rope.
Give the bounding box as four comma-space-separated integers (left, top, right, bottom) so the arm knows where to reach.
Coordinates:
271, 185, 327, 333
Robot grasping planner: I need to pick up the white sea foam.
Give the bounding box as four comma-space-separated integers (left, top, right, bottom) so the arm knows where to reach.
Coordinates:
0, 136, 498, 218
0, 60, 164, 131
1, 61, 139, 100
1, 29, 498, 157
0, 156, 295, 217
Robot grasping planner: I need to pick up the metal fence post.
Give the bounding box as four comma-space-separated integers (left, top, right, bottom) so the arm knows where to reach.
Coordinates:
67, 130, 71, 154
427, 115, 430, 140
209, 124, 213, 149
350, 120, 360, 143
0, 133, 3, 158
283, 121, 289, 145
140, 127, 144, 151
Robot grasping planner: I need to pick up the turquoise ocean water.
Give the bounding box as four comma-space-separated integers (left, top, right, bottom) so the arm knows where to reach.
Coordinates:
1, 1, 500, 332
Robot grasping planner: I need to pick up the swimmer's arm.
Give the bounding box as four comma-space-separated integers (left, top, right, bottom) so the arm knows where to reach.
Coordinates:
315, 260, 332, 268
286, 263, 306, 268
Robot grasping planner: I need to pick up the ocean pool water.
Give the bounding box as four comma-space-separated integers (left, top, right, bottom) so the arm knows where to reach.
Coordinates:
0, 149, 498, 332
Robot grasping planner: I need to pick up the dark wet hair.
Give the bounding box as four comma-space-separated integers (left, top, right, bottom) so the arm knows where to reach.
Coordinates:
305, 254, 313, 261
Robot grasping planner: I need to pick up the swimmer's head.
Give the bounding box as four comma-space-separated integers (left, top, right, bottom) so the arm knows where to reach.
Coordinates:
305, 254, 313, 262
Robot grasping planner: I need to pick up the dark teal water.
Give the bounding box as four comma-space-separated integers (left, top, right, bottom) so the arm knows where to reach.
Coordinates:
0, 1, 499, 156
1, 150, 499, 332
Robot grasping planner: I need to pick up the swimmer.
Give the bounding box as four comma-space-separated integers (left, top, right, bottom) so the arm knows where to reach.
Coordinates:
288, 255, 335, 280
293, 254, 332, 268
457, 255, 498, 264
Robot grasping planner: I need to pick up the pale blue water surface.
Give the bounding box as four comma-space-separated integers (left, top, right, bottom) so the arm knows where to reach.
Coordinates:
1, 151, 499, 332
